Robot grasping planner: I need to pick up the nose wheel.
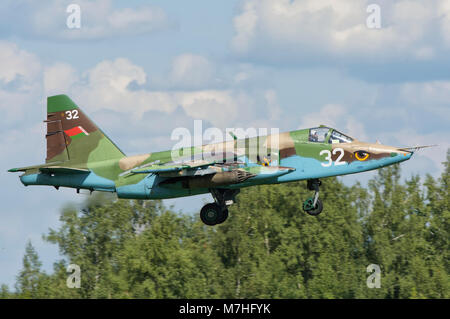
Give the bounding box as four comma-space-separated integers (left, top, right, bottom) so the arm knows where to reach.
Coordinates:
303, 179, 323, 216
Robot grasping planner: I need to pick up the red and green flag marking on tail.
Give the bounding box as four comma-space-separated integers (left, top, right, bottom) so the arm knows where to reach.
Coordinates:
64, 126, 89, 140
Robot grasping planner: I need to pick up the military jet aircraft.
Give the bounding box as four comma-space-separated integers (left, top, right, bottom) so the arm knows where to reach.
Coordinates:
9, 95, 426, 225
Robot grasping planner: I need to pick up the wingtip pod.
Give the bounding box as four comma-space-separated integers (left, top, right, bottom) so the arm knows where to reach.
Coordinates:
8, 168, 18, 173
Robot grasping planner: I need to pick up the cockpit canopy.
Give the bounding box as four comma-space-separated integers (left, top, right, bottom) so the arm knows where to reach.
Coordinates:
308, 127, 329, 143
308, 127, 354, 144
329, 129, 353, 144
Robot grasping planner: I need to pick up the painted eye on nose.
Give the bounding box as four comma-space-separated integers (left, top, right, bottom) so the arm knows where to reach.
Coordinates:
355, 151, 369, 161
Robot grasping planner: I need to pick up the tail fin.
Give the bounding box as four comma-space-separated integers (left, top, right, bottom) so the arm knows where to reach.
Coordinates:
45, 94, 125, 165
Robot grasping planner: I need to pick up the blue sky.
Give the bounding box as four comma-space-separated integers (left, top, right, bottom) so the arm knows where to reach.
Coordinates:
1, 0, 449, 289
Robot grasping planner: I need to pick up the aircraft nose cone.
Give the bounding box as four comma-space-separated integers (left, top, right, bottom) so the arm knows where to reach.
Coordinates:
393, 149, 413, 162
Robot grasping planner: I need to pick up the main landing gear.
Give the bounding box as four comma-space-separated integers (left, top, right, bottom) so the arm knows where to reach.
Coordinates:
303, 179, 323, 216
200, 188, 240, 226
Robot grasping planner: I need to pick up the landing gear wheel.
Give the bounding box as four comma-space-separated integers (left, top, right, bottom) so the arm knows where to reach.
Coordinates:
302, 197, 323, 216
202, 188, 239, 226
303, 179, 323, 216
200, 203, 221, 226
216, 208, 229, 225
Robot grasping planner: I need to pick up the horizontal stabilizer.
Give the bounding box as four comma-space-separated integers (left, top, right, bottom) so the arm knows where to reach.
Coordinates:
8, 163, 89, 174
8, 162, 65, 172
39, 167, 89, 174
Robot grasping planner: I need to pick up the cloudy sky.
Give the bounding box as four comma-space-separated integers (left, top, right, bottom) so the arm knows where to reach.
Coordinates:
1, 0, 449, 288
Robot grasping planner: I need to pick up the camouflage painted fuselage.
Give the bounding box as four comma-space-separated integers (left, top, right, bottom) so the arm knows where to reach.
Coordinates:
11, 95, 413, 199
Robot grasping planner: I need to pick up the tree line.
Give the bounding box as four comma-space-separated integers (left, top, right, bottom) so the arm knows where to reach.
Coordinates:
1, 152, 448, 298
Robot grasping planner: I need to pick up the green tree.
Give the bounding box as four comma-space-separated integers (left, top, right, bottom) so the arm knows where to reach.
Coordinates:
44, 193, 160, 298
213, 178, 366, 299
0, 284, 11, 298
16, 241, 44, 298
117, 211, 225, 298
364, 164, 449, 298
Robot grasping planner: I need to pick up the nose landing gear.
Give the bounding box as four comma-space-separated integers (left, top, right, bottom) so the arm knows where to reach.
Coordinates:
303, 179, 323, 216
199, 188, 240, 226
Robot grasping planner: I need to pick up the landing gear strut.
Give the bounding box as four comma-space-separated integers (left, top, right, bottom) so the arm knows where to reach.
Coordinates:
199, 188, 240, 226
303, 179, 323, 216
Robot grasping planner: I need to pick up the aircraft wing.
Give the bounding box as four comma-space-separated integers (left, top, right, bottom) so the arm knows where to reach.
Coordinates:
130, 165, 187, 174
120, 159, 217, 177
122, 155, 295, 183
245, 165, 295, 181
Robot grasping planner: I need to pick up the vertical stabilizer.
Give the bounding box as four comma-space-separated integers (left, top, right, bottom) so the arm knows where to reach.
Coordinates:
45, 95, 125, 165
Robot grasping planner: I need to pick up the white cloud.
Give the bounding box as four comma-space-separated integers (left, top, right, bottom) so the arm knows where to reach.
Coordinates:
107, 6, 167, 32
73, 58, 177, 118
0, 42, 42, 124
298, 104, 345, 128
298, 104, 368, 141
399, 81, 450, 122
44, 63, 78, 95
264, 89, 281, 121
0, 0, 170, 40
232, 0, 259, 53
0, 41, 41, 85
170, 54, 215, 88
234, 72, 250, 84
61, 58, 281, 128
401, 81, 450, 106
0, 90, 40, 125
413, 47, 435, 60
175, 90, 238, 126
232, 0, 447, 62
439, 0, 450, 47
88, 58, 147, 92
391, 129, 449, 173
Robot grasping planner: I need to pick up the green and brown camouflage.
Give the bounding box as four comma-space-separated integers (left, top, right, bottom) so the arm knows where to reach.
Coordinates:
9, 95, 428, 220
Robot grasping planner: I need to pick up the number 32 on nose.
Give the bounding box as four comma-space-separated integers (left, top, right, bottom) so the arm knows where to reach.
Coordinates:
320, 148, 346, 167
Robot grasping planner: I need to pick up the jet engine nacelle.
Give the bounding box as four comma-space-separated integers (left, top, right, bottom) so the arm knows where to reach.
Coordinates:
185, 170, 254, 188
